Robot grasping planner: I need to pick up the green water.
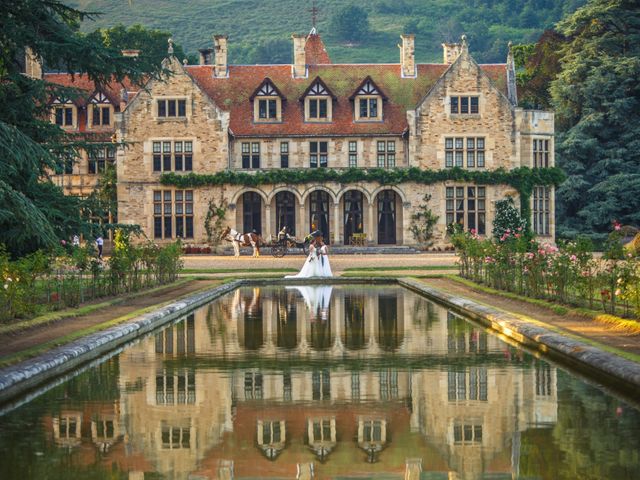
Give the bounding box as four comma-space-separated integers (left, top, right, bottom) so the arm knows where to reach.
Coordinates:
0, 285, 638, 479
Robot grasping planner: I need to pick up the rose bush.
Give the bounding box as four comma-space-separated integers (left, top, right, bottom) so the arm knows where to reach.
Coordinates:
449, 221, 640, 319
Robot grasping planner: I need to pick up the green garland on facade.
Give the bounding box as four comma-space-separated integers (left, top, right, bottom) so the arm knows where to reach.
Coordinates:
160, 166, 565, 221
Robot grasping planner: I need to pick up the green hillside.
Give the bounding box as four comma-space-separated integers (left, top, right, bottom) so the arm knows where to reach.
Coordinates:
68, 0, 585, 64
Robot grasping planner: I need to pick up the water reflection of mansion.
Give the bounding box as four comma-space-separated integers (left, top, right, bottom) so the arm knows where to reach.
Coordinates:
45, 287, 558, 479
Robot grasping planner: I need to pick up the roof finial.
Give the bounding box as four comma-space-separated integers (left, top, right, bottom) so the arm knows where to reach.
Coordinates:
309, 0, 319, 33
461, 34, 467, 46
167, 38, 174, 56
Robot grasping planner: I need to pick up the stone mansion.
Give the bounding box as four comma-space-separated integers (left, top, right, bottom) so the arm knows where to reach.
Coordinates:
42, 31, 554, 246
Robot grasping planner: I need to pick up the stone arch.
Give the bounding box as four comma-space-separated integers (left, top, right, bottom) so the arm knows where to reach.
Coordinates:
266, 186, 303, 204
301, 185, 338, 204
230, 187, 269, 205
336, 185, 372, 204
371, 185, 408, 204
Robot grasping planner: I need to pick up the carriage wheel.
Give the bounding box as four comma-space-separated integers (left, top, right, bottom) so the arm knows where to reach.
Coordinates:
272, 244, 287, 258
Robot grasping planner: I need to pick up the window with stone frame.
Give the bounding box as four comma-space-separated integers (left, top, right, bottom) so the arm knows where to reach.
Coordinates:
450, 95, 479, 115
532, 186, 551, 236
533, 138, 550, 168
446, 186, 486, 234
308, 98, 329, 120
445, 137, 485, 168
240, 142, 260, 168
157, 98, 187, 118
280, 141, 289, 168
348, 141, 358, 168
152, 141, 193, 172
310, 141, 328, 168
88, 146, 115, 174
153, 190, 194, 239
258, 98, 277, 119
376, 140, 396, 168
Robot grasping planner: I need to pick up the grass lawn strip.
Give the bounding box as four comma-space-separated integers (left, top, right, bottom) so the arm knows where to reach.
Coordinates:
182, 267, 297, 274
447, 275, 640, 335
435, 277, 640, 363
0, 278, 197, 336
343, 265, 457, 272
0, 280, 221, 368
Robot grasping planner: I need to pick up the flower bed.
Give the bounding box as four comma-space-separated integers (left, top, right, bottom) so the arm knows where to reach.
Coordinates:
0, 230, 183, 323
450, 222, 640, 319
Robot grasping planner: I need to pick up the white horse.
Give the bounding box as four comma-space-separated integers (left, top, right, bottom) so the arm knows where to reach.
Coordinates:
220, 226, 262, 257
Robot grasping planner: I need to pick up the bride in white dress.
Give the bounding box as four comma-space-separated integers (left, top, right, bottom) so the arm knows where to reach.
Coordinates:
286, 233, 333, 278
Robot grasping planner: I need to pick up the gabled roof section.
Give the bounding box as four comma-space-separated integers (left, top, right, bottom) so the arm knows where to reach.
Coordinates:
88, 90, 114, 104
305, 33, 331, 65
349, 76, 388, 101
249, 77, 286, 101
299, 76, 336, 101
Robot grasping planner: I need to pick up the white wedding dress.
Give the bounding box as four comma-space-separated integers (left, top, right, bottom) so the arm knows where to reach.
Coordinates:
285, 244, 333, 278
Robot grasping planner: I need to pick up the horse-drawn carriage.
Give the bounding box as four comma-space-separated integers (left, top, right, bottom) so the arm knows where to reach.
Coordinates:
267, 227, 311, 258
221, 226, 310, 258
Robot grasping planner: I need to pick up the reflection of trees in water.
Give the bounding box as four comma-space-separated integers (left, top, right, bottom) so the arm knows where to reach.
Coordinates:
344, 294, 365, 350
521, 371, 640, 479
378, 294, 400, 351
277, 291, 297, 350
412, 297, 439, 330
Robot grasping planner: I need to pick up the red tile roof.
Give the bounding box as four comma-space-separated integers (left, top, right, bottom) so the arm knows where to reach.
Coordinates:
305, 33, 331, 65
186, 62, 507, 137
43, 56, 508, 138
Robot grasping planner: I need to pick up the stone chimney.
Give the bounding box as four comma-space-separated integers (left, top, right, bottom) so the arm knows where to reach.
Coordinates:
399, 34, 416, 78
24, 47, 42, 80
213, 35, 228, 78
442, 42, 462, 64
199, 47, 214, 65
292, 34, 307, 78
121, 49, 141, 58
506, 41, 518, 106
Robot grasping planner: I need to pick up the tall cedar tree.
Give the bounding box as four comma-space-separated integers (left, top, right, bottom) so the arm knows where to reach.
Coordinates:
0, 1, 164, 256
551, 0, 640, 238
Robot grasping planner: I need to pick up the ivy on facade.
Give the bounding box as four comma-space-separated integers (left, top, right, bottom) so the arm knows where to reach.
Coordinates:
160, 166, 565, 222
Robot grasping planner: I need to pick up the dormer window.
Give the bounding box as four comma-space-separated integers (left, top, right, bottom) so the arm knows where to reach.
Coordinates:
301, 78, 335, 123
251, 79, 283, 123
89, 92, 113, 127
51, 98, 75, 127
351, 77, 385, 122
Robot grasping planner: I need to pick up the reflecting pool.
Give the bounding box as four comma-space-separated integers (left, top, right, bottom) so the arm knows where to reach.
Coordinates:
0, 285, 639, 479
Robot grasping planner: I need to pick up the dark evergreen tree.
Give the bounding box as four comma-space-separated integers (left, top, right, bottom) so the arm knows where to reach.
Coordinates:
551, 0, 640, 238
0, 1, 163, 256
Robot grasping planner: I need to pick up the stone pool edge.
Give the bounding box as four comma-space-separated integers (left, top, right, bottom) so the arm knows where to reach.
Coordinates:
0, 280, 242, 404
399, 277, 640, 398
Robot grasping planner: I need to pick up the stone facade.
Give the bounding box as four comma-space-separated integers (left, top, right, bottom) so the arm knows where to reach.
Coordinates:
45, 32, 555, 247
